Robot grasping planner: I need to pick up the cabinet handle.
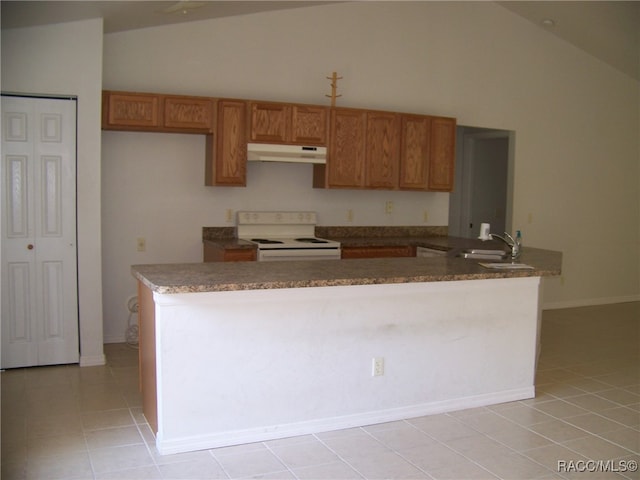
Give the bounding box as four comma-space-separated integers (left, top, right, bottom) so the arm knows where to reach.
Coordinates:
27, 244, 34, 250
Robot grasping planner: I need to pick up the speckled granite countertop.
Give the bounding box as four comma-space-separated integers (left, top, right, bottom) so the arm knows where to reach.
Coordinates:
133, 242, 562, 294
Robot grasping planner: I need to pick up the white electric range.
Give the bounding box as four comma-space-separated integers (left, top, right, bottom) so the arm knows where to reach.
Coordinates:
237, 211, 341, 261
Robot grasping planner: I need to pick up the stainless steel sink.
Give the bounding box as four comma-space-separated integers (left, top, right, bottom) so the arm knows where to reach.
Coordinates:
457, 249, 507, 260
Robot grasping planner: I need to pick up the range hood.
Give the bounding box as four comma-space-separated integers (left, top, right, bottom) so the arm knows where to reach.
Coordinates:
247, 143, 327, 164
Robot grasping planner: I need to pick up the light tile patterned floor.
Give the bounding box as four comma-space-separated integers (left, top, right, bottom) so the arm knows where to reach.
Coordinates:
2, 302, 638, 479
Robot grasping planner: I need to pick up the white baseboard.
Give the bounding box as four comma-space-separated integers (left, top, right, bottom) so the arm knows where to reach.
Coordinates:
103, 335, 126, 344
80, 354, 106, 367
543, 294, 640, 310
156, 387, 534, 455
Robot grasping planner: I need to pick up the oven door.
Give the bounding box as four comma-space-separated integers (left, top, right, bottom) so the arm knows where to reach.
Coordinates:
258, 248, 341, 262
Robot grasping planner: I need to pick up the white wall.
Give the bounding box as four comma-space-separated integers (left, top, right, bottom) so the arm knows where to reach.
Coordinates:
2, 19, 106, 365
101, 1, 639, 341
2, 3, 636, 350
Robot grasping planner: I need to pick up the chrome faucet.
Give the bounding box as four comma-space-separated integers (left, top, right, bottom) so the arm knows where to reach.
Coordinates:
490, 232, 521, 260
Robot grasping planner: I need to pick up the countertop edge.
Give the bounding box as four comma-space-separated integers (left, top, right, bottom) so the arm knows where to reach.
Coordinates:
132, 258, 560, 295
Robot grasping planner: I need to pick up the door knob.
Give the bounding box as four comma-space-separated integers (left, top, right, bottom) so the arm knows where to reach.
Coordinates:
27, 244, 34, 250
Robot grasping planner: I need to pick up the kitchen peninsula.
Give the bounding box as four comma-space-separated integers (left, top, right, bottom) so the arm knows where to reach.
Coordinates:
133, 245, 561, 455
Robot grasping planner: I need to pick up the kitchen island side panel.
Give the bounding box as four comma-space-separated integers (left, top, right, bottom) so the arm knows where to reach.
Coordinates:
138, 282, 158, 433
149, 276, 541, 455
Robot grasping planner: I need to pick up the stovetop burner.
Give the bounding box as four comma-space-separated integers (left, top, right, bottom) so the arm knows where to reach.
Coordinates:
251, 238, 284, 244
237, 212, 340, 254
295, 238, 329, 243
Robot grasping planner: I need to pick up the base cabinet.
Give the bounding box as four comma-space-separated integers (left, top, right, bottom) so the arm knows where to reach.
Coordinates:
203, 242, 256, 262
341, 245, 415, 259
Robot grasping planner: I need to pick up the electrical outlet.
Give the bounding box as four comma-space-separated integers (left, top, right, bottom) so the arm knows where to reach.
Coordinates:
347, 209, 354, 222
385, 201, 393, 214
226, 209, 234, 223
528, 212, 533, 224
423, 209, 429, 222
136, 237, 146, 252
372, 357, 385, 376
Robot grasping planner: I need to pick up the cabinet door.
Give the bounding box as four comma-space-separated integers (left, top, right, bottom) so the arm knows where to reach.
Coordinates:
249, 102, 291, 143
291, 105, 328, 145
365, 112, 400, 189
428, 117, 456, 191
327, 108, 366, 188
399, 115, 431, 190
103, 92, 160, 129
164, 96, 213, 131
341, 245, 414, 259
206, 100, 247, 186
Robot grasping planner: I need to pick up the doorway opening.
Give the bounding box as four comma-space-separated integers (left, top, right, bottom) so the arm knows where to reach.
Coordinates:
448, 126, 514, 239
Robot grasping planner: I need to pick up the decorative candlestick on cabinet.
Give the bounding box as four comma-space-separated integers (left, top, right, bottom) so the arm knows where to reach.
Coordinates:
325, 71, 343, 107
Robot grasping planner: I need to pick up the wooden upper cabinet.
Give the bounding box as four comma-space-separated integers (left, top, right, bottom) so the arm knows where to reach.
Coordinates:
249, 102, 328, 145
163, 96, 213, 131
399, 114, 431, 190
325, 108, 367, 188
365, 112, 400, 189
249, 102, 291, 143
102, 90, 455, 191
428, 117, 456, 191
206, 100, 247, 186
291, 105, 328, 144
103, 91, 161, 130
102, 91, 213, 133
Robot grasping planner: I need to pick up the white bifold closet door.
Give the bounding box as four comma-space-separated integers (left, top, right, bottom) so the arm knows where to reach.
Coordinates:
1, 95, 79, 368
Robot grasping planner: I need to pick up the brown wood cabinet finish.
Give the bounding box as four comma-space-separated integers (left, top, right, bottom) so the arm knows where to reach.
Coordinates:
341, 245, 415, 259
102, 90, 455, 191
428, 117, 456, 191
399, 114, 431, 190
291, 105, 328, 144
249, 102, 328, 145
205, 100, 248, 186
138, 282, 157, 434
103, 92, 161, 130
103, 91, 213, 133
203, 243, 256, 262
249, 102, 291, 143
163, 96, 213, 131
323, 108, 367, 188
365, 112, 400, 189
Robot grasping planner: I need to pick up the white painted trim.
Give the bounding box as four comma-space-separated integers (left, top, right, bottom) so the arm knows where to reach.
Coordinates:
103, 335, 126, 344
79, 354, 106, 367
543, 295, 640, 310
156, 386, 534, 455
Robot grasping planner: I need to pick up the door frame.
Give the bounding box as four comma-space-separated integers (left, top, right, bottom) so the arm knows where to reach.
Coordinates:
449, 127, 515, 238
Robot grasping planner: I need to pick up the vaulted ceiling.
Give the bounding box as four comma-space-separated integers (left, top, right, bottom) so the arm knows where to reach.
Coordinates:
2, 1, 638, 80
